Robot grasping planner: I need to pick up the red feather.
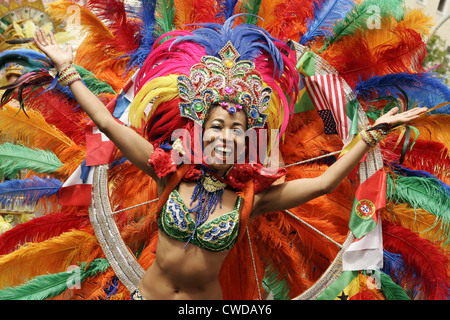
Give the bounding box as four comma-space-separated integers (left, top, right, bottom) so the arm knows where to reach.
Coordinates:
80, 0, 140, 56
322, 27, 427, 88
382, 221, 450, 300
0, 211, 90, 255
260, 0, 315, 42
25, 90, 87, 146
381, 136, 450, 184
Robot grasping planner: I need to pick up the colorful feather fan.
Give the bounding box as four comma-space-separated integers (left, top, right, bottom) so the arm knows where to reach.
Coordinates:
0, 105, 86, 177
24, 91, 88, 146
386, 173, 450, 232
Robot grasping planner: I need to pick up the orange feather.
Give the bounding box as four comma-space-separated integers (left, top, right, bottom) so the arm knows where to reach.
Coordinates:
0, 229, 102, 290
47, 2, 132, 91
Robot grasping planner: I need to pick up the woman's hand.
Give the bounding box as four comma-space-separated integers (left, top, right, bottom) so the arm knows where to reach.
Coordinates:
374, 106, 428, 128
34, 28, 73, 71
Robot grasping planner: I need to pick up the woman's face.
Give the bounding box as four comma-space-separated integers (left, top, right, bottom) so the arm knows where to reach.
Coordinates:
203, 103, 247, 176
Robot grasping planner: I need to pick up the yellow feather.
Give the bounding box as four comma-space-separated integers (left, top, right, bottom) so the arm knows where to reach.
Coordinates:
0, 105, 86, 178
0, 230, 101, 289
381, 204, 449, 250
128, 75, 180, 128
414, 115, 450, 150
397, 8, 434, 38
12, 21, 24, 38
53, 31, 76, 46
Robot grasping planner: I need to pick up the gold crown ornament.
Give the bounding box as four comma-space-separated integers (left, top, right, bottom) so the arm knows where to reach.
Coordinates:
177, 41, 272, 129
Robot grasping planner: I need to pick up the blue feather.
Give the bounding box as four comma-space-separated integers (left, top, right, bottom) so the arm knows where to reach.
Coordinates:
0, 177, 62, 207
355, 72, 450, 113
127, 0, 157, 70
383, 250, 411, 286
172, 15, 285, 79
0, 49, 51, 70
383, 250, 422, 298
216, 0, 239, 20
300, 0, 355, 45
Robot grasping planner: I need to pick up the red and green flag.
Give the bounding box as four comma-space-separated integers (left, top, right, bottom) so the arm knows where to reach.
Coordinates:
349, 169, 387, 239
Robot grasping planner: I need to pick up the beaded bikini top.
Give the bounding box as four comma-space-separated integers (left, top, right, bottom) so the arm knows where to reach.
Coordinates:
158, 186, 242, 252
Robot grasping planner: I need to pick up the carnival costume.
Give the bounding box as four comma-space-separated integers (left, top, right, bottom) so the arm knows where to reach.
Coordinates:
0, 0, 449, 300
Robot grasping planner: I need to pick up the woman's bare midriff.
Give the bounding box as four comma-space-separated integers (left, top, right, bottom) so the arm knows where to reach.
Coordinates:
138, 230, 230, 300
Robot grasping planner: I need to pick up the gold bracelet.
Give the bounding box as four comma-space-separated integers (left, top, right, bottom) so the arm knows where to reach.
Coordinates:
360, 126, 390, 148
58, 64, 81, 87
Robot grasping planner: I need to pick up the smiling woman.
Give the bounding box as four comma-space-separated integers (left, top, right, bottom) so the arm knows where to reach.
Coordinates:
32, 16, 427, 299
202, 104, 247, 172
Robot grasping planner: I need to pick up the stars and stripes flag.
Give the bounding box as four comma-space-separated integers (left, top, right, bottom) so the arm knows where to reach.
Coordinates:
303, 74, 358, 144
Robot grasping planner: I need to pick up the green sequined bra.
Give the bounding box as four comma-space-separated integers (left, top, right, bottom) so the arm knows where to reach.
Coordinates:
158, 187, 242, 252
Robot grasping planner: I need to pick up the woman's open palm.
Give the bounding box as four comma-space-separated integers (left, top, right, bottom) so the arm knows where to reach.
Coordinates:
374, 106, 428, 128
34, 28, 73, 70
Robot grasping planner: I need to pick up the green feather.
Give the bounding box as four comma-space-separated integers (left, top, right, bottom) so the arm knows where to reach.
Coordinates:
379, 271, 411, 300
386, 174, 450, 233
241, 0, 262, 25
0, 259, 110, 300
73, 65, 116, 95
322, 0, 404, 51
0, 143, 63, 179
262, 266, 290, 300
155, 0, 176, 38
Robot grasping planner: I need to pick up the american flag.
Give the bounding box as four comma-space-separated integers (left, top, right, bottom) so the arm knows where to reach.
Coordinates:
303, 74, 351, 141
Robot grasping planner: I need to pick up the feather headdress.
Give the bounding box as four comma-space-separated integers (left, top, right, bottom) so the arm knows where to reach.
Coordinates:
128, 14, 300, 150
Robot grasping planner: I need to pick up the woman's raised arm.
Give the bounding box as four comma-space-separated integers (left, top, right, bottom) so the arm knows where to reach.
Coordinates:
34, 29, 159, 182
250, 106, 428, 220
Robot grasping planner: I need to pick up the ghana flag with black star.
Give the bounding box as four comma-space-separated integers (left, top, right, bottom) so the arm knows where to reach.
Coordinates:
316, 271, 386, 300
316, 271, 361, 300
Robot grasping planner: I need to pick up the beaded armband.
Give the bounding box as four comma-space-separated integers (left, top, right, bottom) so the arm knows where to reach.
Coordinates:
58, 64, 82, 87
360, 124, 390, 148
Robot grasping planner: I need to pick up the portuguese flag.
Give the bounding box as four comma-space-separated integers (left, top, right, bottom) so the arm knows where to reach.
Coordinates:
349, 169, 387, 239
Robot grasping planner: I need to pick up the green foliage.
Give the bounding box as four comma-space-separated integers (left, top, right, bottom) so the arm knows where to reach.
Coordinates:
424, 35, 450, 80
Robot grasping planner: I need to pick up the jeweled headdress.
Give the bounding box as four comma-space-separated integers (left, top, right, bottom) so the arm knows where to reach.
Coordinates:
128, 16, 300, 146
177, 41, 272, 129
